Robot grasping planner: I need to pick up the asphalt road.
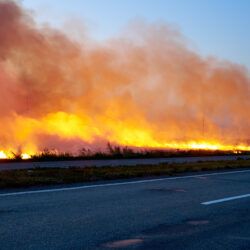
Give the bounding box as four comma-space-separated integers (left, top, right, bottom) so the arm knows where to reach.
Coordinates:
0, 154, 249, 171
1, 168, 250, 249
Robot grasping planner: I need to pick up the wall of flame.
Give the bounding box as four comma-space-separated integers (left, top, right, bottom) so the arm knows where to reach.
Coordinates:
0, 1, 250, 158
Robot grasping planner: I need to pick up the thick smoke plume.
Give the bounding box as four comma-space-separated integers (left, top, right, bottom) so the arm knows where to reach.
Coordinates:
0, 1, 250, 156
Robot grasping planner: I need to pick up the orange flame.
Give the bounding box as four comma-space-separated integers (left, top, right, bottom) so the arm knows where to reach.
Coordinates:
0, 1, 250, 158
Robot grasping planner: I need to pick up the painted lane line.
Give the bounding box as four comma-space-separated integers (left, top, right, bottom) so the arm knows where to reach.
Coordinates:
202, 194, 250, 205
1, 169, 250, 197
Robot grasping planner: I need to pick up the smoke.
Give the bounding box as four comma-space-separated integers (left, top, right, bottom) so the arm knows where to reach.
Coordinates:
0, 1, 250, 155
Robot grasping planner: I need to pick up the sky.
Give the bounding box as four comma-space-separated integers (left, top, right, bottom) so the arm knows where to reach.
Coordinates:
22, 0, 250, 68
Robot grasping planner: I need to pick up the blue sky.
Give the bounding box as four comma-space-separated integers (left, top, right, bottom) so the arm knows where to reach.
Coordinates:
22, 0, 250, 68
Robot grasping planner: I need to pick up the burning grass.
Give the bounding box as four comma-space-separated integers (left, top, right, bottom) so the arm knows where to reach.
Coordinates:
0, 2, 250, 158
0, 158, 250, 189
0, 145, 250, 163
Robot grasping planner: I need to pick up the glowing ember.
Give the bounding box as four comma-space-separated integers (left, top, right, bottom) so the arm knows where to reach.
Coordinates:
0, 1, 249, 158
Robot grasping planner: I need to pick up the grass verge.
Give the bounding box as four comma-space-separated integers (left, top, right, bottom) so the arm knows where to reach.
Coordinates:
0, 159, 250, 189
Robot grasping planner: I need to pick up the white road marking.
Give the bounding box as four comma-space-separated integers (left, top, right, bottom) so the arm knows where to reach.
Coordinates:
0, 169, 250, 197
202, 194, 250, 205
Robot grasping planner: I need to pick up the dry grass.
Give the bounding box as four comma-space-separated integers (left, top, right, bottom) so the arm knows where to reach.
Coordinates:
0, 159, 250, 189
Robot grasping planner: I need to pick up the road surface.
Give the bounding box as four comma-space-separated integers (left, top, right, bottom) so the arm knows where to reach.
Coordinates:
0, 154, 249, 171
1, 168, 250, 249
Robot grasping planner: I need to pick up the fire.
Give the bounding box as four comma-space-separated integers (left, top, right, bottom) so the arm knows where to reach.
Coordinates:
0, 151, 8, 159
1, 111, 250, 159
21, 153, 31, 160
0, 150, 32, 160
0, 1, 250, 159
